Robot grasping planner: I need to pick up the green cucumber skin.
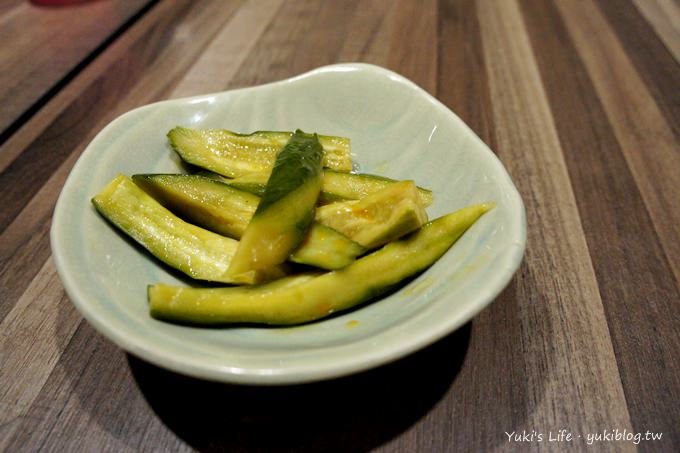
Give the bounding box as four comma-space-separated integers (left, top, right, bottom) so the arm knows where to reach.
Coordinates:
228, 130, 324, 274
149, 203, 493, 325
217, 170, 433, 206
257, 130, 324, 211
167, 127, 352, 177
220, 179, 267, 197
134, 173, 364, 270
289, 224, 366, 269
321, 170, 434, 206
132, 174, 259, 239
91, 175, 285, 285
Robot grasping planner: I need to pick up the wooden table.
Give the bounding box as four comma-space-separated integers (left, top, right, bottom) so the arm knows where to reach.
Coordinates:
1, 0, 678, 451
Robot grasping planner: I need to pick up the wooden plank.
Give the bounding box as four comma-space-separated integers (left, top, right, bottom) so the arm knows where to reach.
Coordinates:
427, 1, 523, 450
170, 0, 285, 99
337, 0, 395, 64
436, 0, 496, 149
472, 0, 634, 449
385, 0, 438, 95
340, 0, 437, 94
552, 0, 680, 445
228, 0, 359, 88
0, 0, 152, 138
4, 322, 191, 452
558, 0, 680, 286
0, 3, 160, 175
632, 0, 680, 64
276, 0, 360, 79
0, 0, 244, 323
597, 0, 680, 142
0, 0, 190, 233
0, 259, 82, 451
0, 176, 57, 322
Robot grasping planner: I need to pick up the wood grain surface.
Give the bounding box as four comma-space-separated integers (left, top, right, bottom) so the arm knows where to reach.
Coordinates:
1, 0, 678, 451
0, 0, 152, 141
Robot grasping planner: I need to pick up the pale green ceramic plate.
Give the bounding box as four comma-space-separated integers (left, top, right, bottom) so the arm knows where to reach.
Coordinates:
51, 64, 526, 385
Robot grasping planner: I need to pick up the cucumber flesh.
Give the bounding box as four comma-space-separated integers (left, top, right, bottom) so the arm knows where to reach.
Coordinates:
321, 170, 434, 206
201, 171, 268, 197
91, 175, 286, 285
132, 174, 259, 239
148, 203, 494, 325
315, 180, 428, 249
211, 170, 433, 206
133, 174, 365, 270
168, 127, 352, 177
289, 224, 366, 269
228, 130, 324, 274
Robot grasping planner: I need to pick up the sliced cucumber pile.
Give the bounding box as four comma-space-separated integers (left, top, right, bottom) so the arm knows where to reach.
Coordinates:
92, 127, 493, 326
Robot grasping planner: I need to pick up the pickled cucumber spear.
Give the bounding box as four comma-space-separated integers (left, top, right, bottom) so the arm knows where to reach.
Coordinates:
228, 130, 324, 275
91, 175, 286, 285
149, 203, 494, 325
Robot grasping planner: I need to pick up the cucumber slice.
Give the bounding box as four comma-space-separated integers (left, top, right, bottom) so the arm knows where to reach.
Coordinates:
148, 203, 494, 325
200, 171, 269, 197
205, 170, 434, 207
133, 174, 365, 270
315, 180, 428, 249
91, 175, 286, 285
321, 170, 434, 206
228, 130, 324, 274
133, 174, 259, 239
168, 126, 352, 177
289, 224, 366, 269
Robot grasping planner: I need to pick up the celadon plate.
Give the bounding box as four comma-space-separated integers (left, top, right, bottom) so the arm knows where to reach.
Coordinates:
51, 63, 526, 385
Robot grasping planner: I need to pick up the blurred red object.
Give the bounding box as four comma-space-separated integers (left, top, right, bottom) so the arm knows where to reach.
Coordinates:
31, 0, 96, 5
